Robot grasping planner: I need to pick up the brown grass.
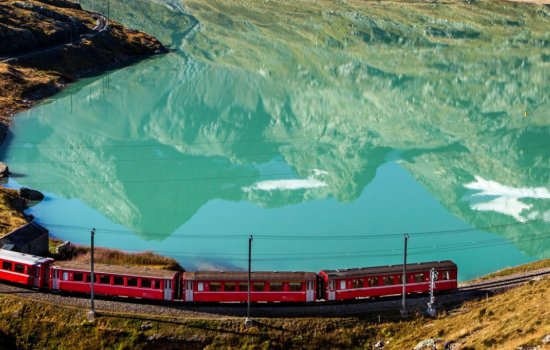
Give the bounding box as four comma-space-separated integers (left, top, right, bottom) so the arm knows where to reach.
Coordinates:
0, 187, 28, 236
470, 258, 550, 282
70, 247, 183, 271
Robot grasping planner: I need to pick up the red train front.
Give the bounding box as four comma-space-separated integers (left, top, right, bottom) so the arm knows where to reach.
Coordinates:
0, 249, 54, 289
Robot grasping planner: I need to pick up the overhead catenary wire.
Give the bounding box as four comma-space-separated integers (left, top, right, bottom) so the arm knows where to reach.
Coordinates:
41, 217, 547, 241
80, 232, 550, 263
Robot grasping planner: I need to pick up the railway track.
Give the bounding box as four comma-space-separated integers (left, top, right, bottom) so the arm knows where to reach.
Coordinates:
0, 267, 548, 320
457, 268, 550, 292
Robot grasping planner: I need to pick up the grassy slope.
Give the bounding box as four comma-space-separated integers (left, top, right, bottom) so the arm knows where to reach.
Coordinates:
0, 187, 29, 236
0, 271, 548, 349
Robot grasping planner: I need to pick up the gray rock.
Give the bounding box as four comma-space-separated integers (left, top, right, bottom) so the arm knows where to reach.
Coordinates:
542, 334, 550, 345
140, 322, 153, 331
0, 162, 8, 177
18, 187, 44, 201
373, 340, 384, 349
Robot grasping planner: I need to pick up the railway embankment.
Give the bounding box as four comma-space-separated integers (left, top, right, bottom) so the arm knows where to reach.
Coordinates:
0, 259, 548, 349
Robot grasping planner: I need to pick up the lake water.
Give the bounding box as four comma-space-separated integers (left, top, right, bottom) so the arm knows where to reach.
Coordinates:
1, 0, 549, 280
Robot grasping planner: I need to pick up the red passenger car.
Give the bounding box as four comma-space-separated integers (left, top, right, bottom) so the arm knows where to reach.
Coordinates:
50, 261, 181, 301
318, 260, 457, 301
0, 249, 54, 289
182, 271, 317, 303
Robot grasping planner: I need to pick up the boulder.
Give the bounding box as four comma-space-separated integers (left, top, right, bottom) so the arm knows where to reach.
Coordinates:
542, 334, 550, 345
0, 162, 8, 178
18, 187, 44, 201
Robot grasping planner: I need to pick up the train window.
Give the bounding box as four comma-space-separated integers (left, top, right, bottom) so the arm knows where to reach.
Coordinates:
289, 282, 302, 291
209, 282, 222, 291
114, 276, 124, 285
99, 275, 111, 284
14, 264, 25, 274
63, 272, 69, 281
367, 277, 379, 287
383, 276, 394, 285
396, 275, 403, 284
86, 274, 91, 282
224, 282, 236, 291
414, 273, 424, 283
269, 283, 283, 291
441, 271, 451, 280
73, 273, 84, 282
151, 280, 159, 289
127, 278, 138, 287
352, 279, 363, 289
2, 261, 12, 271
142, 279, 152, 288
238, 283, 248, 292
253, 282, 265, 291
339, 280, 346, 290
198, 282, 204, 292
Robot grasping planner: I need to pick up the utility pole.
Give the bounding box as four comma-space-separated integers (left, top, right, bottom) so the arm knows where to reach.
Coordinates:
245, 235, 253, 328
426, 268, 438, 318
87, 228, 96, 321
400, 233, 409, 316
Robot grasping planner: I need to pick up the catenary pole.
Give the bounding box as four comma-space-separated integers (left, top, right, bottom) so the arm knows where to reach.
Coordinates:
245, 235, 253, 328
88, 228, 96, 321
401, 233, 409, 316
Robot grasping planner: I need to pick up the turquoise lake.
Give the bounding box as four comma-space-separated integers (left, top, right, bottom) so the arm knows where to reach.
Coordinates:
1, 0, 550, 280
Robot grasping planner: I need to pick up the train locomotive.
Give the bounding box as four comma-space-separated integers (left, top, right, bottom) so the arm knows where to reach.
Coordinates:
0, 249, 458, 303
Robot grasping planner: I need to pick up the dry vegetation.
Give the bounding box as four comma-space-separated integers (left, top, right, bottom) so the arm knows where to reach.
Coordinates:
0, 187, 28, 236
69, 247, 183, 271
471, 258, 550, 282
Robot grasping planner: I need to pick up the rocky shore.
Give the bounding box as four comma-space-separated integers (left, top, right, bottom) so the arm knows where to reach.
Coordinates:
0, 0, 167, 233
0, 0, 167, 142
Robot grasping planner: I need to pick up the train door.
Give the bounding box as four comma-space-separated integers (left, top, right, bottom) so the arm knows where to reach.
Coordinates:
51, 268, 60, 290
163, 279, 172, 301
306, 281, 315, 302
328, 280, 335, 301
33, 264, 40, 288
185, 281, 194, 302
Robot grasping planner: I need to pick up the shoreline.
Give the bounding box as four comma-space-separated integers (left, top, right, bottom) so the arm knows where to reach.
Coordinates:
0, 0, 166, 235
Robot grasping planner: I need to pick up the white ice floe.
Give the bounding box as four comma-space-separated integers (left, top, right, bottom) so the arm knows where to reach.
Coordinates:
464, 176, 550, 222
465, 176, 550, 199
244, 170, 328, 192
471, 197, 532, 223
244, 177, 327, 192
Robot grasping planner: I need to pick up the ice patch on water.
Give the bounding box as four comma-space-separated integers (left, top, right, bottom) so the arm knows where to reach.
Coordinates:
464, 176, 550, 222
471, 197, 532, 223
465, 176, 550, 199
244, 177, 327, 192
244, 171, 328, 192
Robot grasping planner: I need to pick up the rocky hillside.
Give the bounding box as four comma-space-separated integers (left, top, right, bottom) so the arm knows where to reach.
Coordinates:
0, 0, 167, 138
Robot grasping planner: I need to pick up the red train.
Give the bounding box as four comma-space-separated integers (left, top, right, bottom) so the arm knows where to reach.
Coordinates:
0, 249, 457, 303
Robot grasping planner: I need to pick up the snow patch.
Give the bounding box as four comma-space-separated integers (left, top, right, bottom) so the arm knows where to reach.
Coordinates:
464, 176, 550, 222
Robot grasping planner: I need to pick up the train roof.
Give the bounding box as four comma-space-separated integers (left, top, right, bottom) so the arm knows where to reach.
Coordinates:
183, 271, 317, 281
319, 260, 457, 279
52, 261, 179, 279
0, 249, 53, 265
